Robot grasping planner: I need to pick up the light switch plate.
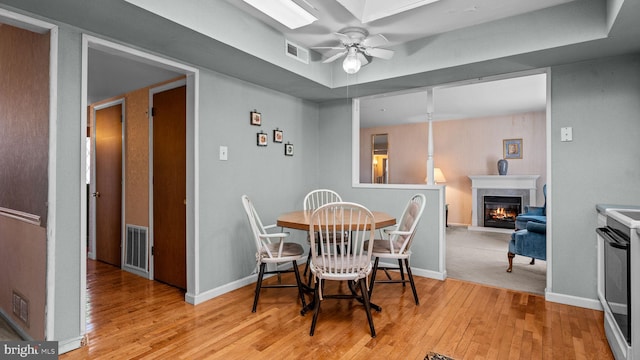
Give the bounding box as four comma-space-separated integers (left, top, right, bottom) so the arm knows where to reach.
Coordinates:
219, 146, 228, 160
561, 127, 573, 142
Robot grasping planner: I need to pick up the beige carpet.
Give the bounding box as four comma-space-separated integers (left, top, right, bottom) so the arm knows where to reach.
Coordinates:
446, 225, 546, 295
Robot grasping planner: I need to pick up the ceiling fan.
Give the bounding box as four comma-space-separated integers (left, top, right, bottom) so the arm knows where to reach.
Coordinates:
312, 27, 395, 74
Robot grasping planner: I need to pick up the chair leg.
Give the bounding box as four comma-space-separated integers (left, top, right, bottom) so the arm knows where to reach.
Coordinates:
291, 260, 307, 310
252, 263, 266, 312
359, 278, 376, 338
507, 252, 515, 273
398, 259, 406, 287
530, 258, 536, 265
404, 259, 419, 305
309, 280, 322, 336
368, 257, 380, 299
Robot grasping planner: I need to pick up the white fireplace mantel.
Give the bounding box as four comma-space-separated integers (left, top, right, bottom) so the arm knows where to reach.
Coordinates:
469, 175, 540, 230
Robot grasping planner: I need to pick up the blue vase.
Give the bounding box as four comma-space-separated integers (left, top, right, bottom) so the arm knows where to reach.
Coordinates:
498, 159, 508, 175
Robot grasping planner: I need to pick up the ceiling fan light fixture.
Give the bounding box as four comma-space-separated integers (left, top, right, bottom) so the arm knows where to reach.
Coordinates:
242, 0, 317, 29
342, 47, 361, 74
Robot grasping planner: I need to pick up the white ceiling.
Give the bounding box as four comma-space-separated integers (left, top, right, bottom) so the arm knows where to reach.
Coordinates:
227, 0, 577, 51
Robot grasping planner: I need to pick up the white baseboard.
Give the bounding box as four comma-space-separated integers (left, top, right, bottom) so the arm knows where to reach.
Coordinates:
187, 274, 258, 305
187, 261, 297, 305
57, 335, 84, 355
545, 290, 603, 311
411, 267, 446, 281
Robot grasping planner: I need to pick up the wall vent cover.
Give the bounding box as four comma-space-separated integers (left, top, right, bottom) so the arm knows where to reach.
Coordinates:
285, 40, 309, 64
125, 225, 148, 272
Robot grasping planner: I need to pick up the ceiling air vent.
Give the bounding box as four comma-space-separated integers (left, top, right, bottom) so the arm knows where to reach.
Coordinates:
285, 40, 309, 64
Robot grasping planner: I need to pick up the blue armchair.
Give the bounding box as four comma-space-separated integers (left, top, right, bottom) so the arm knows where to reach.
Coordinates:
514, 184, 546, 230
507, 221, 546, 272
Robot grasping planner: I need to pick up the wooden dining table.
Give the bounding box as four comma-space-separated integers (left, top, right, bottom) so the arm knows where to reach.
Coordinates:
276, 209, 396, 314
276, 210, 396, 231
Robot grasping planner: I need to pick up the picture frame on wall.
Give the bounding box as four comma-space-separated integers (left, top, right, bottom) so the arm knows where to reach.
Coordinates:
503, 138, 522, 159
273, 129, 283, 143
250, 110, 261, 126
257, 132, 268, 146
284, 143, 294, 156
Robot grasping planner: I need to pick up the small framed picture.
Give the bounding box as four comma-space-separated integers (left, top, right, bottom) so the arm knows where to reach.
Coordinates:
257, 132, 268, 146
284, 143, 294, 156
250, 110, 261, 126
273, 129, 283, 143
503, 138, 522, 159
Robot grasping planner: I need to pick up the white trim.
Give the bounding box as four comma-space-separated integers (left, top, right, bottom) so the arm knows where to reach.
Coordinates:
351, 98, 360, 186
0, 8, 55, 33
0, 207, 40, 225
545, 67, 553, 296
351, 68, 548, 188
80, 34, 89, 340
57, 336, 84, 355
46, 20, 59, 345
411, 266, 447, 281
438, 186, 447, 276
188, 274, 257, 305
545, 290, 602, 310
188, 73, 200, 298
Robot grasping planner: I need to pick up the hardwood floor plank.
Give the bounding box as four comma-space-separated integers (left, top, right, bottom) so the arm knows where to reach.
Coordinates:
60, 260, 613, 359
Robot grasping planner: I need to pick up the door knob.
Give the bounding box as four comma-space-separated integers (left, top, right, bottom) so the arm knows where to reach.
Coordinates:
92, 192, 101, 198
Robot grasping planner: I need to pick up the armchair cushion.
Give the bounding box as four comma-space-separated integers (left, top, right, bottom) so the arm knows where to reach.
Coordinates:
509, 222, 546, 261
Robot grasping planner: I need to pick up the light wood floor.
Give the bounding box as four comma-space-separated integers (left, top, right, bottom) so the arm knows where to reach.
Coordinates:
60, 260, 613, 359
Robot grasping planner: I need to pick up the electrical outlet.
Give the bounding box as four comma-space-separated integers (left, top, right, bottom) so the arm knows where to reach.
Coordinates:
561, 127, 573, 142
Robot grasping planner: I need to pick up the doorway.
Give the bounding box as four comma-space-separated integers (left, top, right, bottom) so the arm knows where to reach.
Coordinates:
82, 35, 199, 340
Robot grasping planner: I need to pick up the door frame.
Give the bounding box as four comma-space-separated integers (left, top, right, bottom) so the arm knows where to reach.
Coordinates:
89, 99, 126, 265
148, 79, 187, 283
81, 36, 200, 340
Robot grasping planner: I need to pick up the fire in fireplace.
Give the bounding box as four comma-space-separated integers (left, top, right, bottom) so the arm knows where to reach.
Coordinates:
484, 196, 522, 229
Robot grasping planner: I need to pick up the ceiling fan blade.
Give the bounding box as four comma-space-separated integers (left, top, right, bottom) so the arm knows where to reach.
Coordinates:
357, 52, 370, 66
322, 50, 347, 63
334, 32, 354, 45
362, 34, 389, 48
365, 47, 394, 60
311, 46, 345, 50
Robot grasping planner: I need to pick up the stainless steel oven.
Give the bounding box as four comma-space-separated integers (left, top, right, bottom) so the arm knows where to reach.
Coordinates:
598, 220, 631, 345
597, 208, 640, 360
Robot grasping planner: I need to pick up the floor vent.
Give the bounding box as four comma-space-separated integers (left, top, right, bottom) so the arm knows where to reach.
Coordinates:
285, 39, 309, 64
125, 225, 148, 272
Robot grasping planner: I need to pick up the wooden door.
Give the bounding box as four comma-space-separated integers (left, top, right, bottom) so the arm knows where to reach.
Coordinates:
95, 104, 123, 267
152, 85, 186, 290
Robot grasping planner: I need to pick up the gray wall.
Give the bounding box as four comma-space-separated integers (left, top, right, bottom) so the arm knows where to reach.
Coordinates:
550, 54, 640, 299
197, 69, 321, 289
52, 25, 83, 342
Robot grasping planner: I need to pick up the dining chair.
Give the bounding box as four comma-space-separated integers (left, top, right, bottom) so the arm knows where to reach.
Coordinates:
307, 202, 377, 337
302, 189, 343, 280
303, 189, 342, 211
367, 193, 426, 305
241, 195, 307, 313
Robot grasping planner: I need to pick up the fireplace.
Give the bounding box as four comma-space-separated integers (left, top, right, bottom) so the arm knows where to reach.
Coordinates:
468, 175, 539, 232
483, 196, 522, 229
